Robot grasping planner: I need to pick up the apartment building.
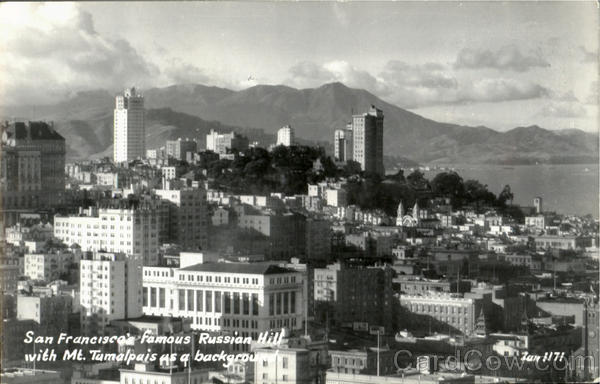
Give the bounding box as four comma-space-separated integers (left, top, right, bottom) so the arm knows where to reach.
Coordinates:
79, 252, 143, 336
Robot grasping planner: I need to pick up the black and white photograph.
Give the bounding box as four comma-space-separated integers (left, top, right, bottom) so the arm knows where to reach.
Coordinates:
0, 1, 598, 383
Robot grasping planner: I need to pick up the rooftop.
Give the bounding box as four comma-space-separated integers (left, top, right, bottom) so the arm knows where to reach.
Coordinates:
179, 262, 296, 275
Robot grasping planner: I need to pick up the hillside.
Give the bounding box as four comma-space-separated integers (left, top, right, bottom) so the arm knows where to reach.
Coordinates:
1, 82, 597, 164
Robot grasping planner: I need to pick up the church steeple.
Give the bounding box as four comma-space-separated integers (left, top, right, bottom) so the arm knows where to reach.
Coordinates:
475, 308, 488, 337
396, 201, 404, 226
412, 201, 420, 220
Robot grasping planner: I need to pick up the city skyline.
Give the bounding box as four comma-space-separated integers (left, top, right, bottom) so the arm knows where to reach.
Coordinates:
0, 2, 597, 133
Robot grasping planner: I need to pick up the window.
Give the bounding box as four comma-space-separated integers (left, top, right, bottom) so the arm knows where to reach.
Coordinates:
178, 290, 185, 310
227, 292, 241, 315
269, 293, 274, 316
206, 291, 213, 312
243, 293, 249, 315
215, 291, 222, 313
224, 292, 231, 313
187, 290, 194, 311
252, 293, 259, 316
282, 357, 288, 368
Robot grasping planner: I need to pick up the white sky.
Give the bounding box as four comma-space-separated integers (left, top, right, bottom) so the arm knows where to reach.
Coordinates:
0, 1, 597, 131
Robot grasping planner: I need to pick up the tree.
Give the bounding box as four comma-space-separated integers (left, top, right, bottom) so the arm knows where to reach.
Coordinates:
431, 172, 465, 200
498, 185, 514, 207
407, 170, 429, 189
343, 160, 362, 177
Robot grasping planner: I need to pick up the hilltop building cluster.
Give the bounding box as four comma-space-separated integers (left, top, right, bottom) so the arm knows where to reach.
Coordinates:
1, 88, 599, 384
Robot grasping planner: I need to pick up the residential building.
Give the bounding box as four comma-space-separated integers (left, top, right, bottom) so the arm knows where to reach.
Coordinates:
254, 347, 311, 384
352, 105, 384, 175
142, 262, 304, 337
54, 199, 161, 266
165, 138, 197, 161
155, 187, 208, 251
276, 125, 295, 147
314, 263, 393, 332
17, 293, 72, 336
113, 87, 145, 163
329, 348, 396, 375
305, 218, 332, 262
525, 215, 545, 230
1, 121, 66, 221
0, 258, 20, 293
206, 130, 249, 154
1, 369, 62, 384
334, 125, 353, 162
399, 293, 490, 336
79, 251, 143, 336
24, 250, 76, 281
237, 211, 306, 260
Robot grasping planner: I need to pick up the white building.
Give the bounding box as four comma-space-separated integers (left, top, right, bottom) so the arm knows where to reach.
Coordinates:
79, 251, 143, 335
525, 215, 545, 230
114, 87, 145, 163
120, 365, 209, 384
142, 262, 304, 338
24, 250, 76, 281
334, 126, 353, 163
54, 201, 161, 266
254, 347, 311, 384
277, 125, 295, 147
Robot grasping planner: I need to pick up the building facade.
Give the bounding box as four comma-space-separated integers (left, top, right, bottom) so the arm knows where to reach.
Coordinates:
165, 138, 197, 161
155, 188, 208, 251
114, 88, 145, 163
1, 121, 66, 218
352, 106, 384, 175
79, 252, 143, 335
142, 262, 304, 337
276, 125, 295, 147
54, 200, 161, 266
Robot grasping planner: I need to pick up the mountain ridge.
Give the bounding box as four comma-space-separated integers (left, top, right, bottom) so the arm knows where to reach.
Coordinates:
0, 82, 597, 164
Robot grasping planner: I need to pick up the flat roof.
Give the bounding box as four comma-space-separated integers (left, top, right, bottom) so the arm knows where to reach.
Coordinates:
179, 262, 296, 275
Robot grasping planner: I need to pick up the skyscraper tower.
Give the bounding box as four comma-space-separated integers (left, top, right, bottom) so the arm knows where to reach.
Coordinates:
352, 105, 384, 175
113, 87, 145, 163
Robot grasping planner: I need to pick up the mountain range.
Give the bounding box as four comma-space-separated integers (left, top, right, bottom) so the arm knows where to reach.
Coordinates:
1, 82, 597, 164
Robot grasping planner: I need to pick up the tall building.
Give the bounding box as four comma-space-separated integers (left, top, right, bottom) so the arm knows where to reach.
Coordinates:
333, 122, 353, 162
155, 187, 209, 251
165, 138, 197, 161
79, 251, 143, 336
206, 129, 249, 154
114, 87, 145, 163
352, 105, 384, 175
54, 198, 161, 266
314, 263, 394, 332
142, 262, 305, 337
1, 121, 66, 222
277, 125, 295, 147
533, 196, 543, 214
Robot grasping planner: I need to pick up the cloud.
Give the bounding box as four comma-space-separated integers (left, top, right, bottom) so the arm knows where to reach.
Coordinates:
287, 60, 550, 108
286, 60, 387, 95
162, 59, 210, 85
537, 101, 587, 118
0, 3, 157, 105
457, 79, 549, 103
580, 46, 597, 63
455, 45, 550, 72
